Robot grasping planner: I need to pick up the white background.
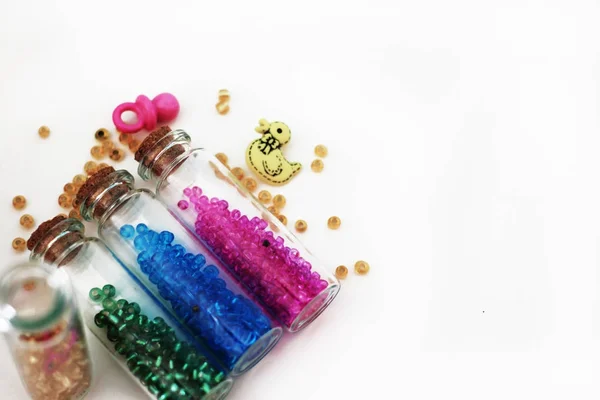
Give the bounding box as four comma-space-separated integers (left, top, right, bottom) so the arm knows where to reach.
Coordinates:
0, 0, 599, 399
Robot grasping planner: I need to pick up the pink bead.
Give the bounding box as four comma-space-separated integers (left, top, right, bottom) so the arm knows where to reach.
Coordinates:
112, 92, 180, 134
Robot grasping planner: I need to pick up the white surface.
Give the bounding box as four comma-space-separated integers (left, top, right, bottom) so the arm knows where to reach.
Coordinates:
0, 0, 599, 399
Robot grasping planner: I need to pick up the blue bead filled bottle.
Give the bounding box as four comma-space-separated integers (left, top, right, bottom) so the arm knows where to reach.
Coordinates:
75, 166, 282, 376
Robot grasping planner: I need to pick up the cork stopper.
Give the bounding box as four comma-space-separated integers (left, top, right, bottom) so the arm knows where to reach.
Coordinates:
27, 215, 83, 265
135, 126, 187, 179
75, 166, 132, 221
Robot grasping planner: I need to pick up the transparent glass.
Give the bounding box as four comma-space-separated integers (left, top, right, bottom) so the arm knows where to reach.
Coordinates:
28, 217, 232, 400
79, 170, 282, 376
0, 262, 92, 400
137, 129, 340, 332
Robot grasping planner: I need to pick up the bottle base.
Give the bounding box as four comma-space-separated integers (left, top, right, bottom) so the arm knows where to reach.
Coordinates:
289, 283, 340, 333
231, 326, 283, 376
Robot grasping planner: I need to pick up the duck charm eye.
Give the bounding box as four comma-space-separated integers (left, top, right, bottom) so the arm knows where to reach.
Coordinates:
245, 119, 302, 186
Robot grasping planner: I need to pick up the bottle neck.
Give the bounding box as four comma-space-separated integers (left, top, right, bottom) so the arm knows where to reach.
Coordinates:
29, 218, 86, 267
78, 170, 136, 224
137, 129, 193, 185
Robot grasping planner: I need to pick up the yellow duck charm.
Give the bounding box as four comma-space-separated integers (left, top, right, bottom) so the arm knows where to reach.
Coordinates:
246, 119, 302, 185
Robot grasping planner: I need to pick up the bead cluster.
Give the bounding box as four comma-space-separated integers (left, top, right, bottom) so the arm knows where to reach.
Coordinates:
119, 223, 275, 370
89, 284, 227, 398
178, 187, 329, 327
215, 89, 230, 115
11, 196, 36, 252
311, 144, 327, 172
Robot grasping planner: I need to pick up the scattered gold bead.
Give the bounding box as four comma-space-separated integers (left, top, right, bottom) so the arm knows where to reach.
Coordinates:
73, 174, 87, 186
109, 148, 125, 161
335, 265, 348, 280
38, 125, 50, 138
277, 214, 288, 225
295, 219, 307, 233
267, 206, 279, 216
71, 196, 79, 208
94, 128, 110, 141
90, 145, 105, 160
311, 159, 324, 172
97, 162, 110, 170
242, 177, 257, 192
84, 161, 98, 175
314, 144, 328, 157
19, 214, 35, 229
327, 216, 341, 230
354, 260, 370, 275
101, 140, 115, 152
119, 132, 131, 144
273, 194, 286, 209
64, 183, 76, 195
58, 193, 72, 209
128, 139, 141, 152
69, 209, 81, 220
215, 102, 230, 115
58, 213, 67, 218
215, 153, 228, 166
12, 195, 27, 210
258, 190, 272, 204
218, 89, 230, 102
230, 167, 244, 181
12, 237, 26, 252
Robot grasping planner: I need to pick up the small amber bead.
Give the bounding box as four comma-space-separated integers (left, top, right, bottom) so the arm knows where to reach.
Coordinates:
314, 144, 328, 158
97, 162, 109, 170
335, 265, 348, 280
242, 177, 257, 192
58, 213, 67, 218
101, 140, 115, 152
354, 260, 370, 275
64, 183, 76, 195
277, 214, 288, 226
95, 128, 110, 141
90, 145, 105, 160
58, 193, 72, 209
258, 190, 272, 204
295, 219, 307, 233
267, 206, 279, 216
215, 153, 228, 166
327, 216, 341, 230
128, 139, 141, 152
273, 194, 286, 209
84, 161, 98, 175
119, 132, 131, 144
38, 125, 50, 138
218, 89, 230, 102
69, 209, 81, 220
19, 214, 35, 229
12, 195, 26, 210
109, 148, 125, 161
230, 167, 244, 181
215, 102, 230, 115
73, 174, 87, 186
12, 237, 26, 252
311, 159, 324, 172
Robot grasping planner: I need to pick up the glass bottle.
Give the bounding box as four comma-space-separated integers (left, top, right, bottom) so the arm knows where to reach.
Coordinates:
135, 127, 340, 332
28, 215, 233, 400
76, 167, 282, 376
0, 262, 92, 400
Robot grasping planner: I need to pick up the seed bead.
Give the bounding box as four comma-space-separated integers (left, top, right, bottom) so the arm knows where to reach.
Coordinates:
354, 260, 370, 275
218, 89, 230, 102
90, 146, 105, 160
335, 265, 348, 280
101, 140, 115, 152
242, 177, 257, 192
84, 161, 98, 175
311, 159, 324, 172
272, 194, 286, 209
267, 206, 279, 216
20, 214, 35, 229
69, 209, 81, 220
128, 139, 141, 152
12, 195, 26, 210
230, 167, 244, 181
38, 125, 50, 138
109, 148, 125, 161
119, 132, 131, 144
294, 219, 307, 233
314, 144, 328, 157
95, 128, 111, 141
12, 237, 26, 252
73, 174, 87, 186
64, 183, 76, 195
257, 190, 272, 204
97, 162, 110, 170
277, 214, 288, 226
58, 193, 72, 209
215, 153, 228, 166
327, 216, 341, 230
215, 102, 230, 115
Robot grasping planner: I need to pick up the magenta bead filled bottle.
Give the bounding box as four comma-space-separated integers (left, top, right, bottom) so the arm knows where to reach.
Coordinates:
135, 126, 340, 332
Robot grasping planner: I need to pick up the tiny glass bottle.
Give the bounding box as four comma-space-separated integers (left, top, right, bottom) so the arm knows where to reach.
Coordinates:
28, 215, 233, 400
0, 262, 92, 400
135, 127, 340, 332
76, 167, 282, 376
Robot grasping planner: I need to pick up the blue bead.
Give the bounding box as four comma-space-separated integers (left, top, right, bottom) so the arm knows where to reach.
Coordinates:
134, 235, 148, 251
159, 231, 175, 244
193, 255, 206, 268
172, 244, 186, 257
203, 265, 219, 279
120, 224, 135, 239
136, 223, 148, 234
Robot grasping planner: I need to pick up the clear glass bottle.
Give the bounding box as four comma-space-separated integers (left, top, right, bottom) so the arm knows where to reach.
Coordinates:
0, 262, 92, 400
76, 167, 282, 376
135, 127, 340, 332
28, 215, 233, 400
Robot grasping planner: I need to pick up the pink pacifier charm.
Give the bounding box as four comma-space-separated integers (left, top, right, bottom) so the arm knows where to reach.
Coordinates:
112, 93, 180, 134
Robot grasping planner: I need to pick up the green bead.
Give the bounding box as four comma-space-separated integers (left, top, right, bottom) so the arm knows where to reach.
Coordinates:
89, 287, 105, 302
126, 302, 141, 314
214, 371, 225, 382
103, 298, 118, 311
148, 385, 160, 395
108, 314, 120, 325
202, 383, 212, 394
107, 326, 120, 342
169, 383, 179, 393
115, 341, 129, 355
116, 299, 128, 309
94, 313, 107, 327
152, 316, 165, 326
102, 284, 117, 298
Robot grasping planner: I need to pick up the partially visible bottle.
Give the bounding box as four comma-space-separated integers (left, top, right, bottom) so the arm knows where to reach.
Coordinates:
27, 215, 233, 400
0, 262, 92, 400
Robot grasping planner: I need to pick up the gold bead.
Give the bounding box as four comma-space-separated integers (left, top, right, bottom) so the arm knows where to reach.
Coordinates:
109, 148, 125, 161
97, 162, 109, 170
118, 132, 131, 144
354, 260, 370, 275
335, 265, 348, 280
20, 214, 35, 229
215, 153, 228, 166
294, 219, 307, 233
327, 216, 341, 230
311, 159, 324, 172
257, 190, 272, 204
218, 89, 230, 102
101, 140, 115, 152
267, 206, 279, 216
90, 145, 105, 160
58, 213, 67, 218
273, 194, 286, 209
242, 177, 257, 192
230, 167, 245, 181
38, 125, 50, 138
72, 174, 87, 186
63, 183, 76, 195
215, 102, 230, 115
12, 195, 27, 210
277, 214, 288, 225
58, 193, 72, 209
84, 161, 98, 175
94, 128, 110, 141
69, 209, 81, 220
128, 139, 140, 152
314, 144, 328, 157
12, 237, 26, 252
